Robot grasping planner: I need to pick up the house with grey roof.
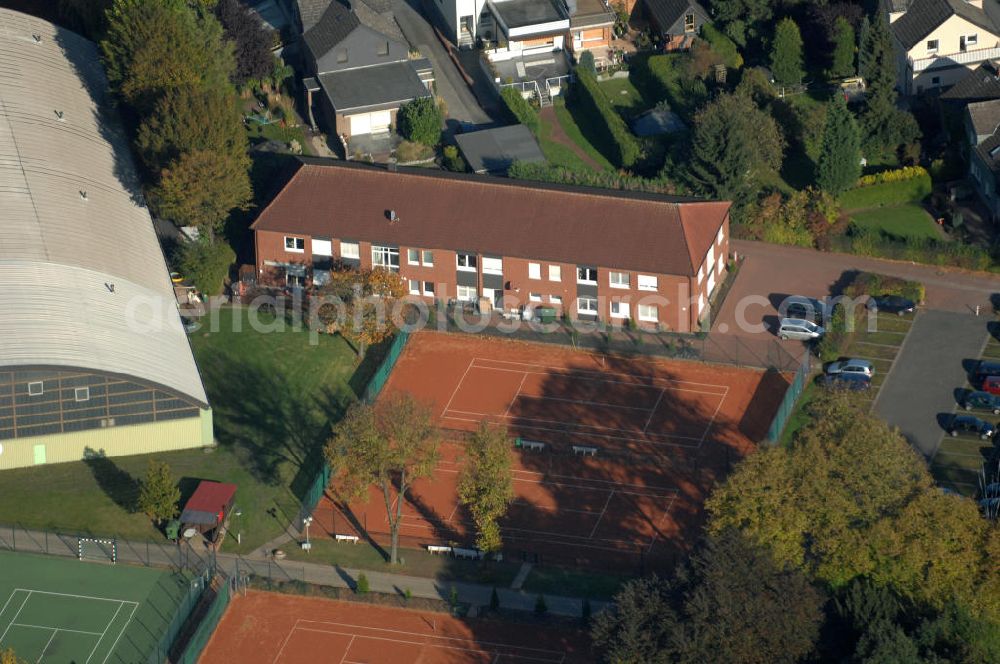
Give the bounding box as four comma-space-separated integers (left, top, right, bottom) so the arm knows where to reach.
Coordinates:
961, 98, 1000, 219
638, 0, 709, 51
294, 0, 433, 152
0, 9, 212, 469
889, 0, 1000, 95
940, 59, 1000, 102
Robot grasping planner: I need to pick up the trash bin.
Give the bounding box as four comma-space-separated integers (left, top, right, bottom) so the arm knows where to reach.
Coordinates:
165, 519, 180, 541
536, 306, 557, 324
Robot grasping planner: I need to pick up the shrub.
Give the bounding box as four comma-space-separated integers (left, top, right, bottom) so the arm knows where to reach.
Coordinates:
815, 303, 863, 362
442, 144, 466, 172
578, 50, 596, 77
508, 161, 680, 193
839, 169, 932, 210
395, 140, 434, 163
847, 229, 993, 272
355, 573, 369, 594
396, 97, 443, 146
176, 237, 235, 296
842, 271, 925, 303
570, 69, 641, 168
500, 86, 539, 134
700, 23, 743, 69
632, 54, 708, 120
449, 585, 459, 608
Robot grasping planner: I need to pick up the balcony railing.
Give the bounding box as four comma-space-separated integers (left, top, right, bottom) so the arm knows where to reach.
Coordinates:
911, 45, 1000, 73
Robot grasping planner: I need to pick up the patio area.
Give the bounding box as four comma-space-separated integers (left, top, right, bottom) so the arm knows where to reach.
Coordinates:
492, 51, 572, 103
347, 131, 401, 161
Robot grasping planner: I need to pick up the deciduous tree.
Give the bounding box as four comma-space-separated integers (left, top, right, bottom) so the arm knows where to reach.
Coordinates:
315, 267, 407, 359
687, 93, 784, 210
457, 422, 515, 554
396, 97, 443, 147
770, 18, 804, 86
324, 395, 440, 564
215, 0, 275, 85
591, 575, 678, 663
176, 236, 236, 296
151, 149, 251, 235
708, 0, 774, 47
816, 94, 861, 195
137, 460, 181, 526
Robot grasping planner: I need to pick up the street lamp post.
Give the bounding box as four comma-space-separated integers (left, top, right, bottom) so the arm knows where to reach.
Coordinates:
302, 516, 313, 553
234, 508, 243, 545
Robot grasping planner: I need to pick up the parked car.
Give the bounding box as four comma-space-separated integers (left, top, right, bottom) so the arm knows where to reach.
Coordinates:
822, 373, 871, 391
974, 360, 1000, 386
825, 359, 875, 378
984, 376, 1000, 396
961, 390, 1000, 414
945, 414, 996, 439
778, 318, 825, 340
781, 296, 832, 324
866, 294, 916, 315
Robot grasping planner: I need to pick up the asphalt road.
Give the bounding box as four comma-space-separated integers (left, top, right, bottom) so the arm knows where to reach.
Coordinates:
392, 0, 492, 127
874, 310, 989, 458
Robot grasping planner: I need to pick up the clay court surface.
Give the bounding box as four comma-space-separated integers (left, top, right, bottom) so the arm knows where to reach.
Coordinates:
200, 591, 593, 663
317, 332, 787, 565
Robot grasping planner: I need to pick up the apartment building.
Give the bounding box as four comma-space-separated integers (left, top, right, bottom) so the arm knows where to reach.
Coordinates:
251, 159, 730, 332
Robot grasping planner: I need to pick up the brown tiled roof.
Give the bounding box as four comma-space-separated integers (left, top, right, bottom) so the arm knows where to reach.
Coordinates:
251, 159, 730, 277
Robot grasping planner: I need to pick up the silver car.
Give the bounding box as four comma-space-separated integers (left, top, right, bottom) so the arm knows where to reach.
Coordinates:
826, 359, 875, 378
778, 318, 825, 340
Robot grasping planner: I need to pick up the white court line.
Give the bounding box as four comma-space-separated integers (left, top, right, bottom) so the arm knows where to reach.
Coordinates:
432, 466, 680, 498
12, 623, 102, 636
467, 363, 728, 397
271, 618, 302, 664
504, 372, 529, 418
588, 490, 615, 539
514, 393, 656, 412
440, 358, 477, 418
11, 589, 135, 604
642, 388, 666, 433
646, 493, 680, 555
0, 591, 32, 643
0, 589, 21, 622
436, 461, 683, 493
86, 600, 125, 664
699, 385, 729, 444
37, 629, 58, 663
443, 408, 705, 442
338, 635, 355, 664
99, 601, 138, 664
293, 620, 565, 658
471, 357, 732, 391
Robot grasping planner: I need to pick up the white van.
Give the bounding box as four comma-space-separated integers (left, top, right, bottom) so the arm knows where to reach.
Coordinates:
778, 318, 825, 340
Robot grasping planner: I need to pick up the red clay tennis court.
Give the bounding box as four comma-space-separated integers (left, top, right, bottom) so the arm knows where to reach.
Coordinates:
316, 445, 685, 564
200, 591, 592, 663
383, 331, 783, 458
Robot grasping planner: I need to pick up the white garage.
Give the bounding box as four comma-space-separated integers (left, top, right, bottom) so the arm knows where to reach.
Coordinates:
348, 110, 392, 136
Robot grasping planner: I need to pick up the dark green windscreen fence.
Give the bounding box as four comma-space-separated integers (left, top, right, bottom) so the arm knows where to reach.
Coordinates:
766, 351, 812, 444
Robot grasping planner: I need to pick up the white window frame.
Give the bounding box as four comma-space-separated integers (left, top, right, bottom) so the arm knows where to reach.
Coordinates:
717, 252, 725, 274
311, 239, 333, 256
528, 263, 541, 280
549, 294, 562, 304
577, 267, 597, 285
409, 279, 420, 295
638, 304, 658, 322
717, 227, 724, 245
577, 296, 598, 314
698, 263, 705, 284
637, 274, 658, 291
371, 245, 400, 270
457, 253, 477, 272
966, 33, 978, 47
927, 39, 938, 52
548, 265, 561, 281
340, 241, 360, 259
423, 281, 435, 296
482, 257, 503, 275
284, 236, 305, 253
74, 387, 90, 402
610, 301, 630, 319
407, 248, 420, 265
27, 381, 43, 396
422, 250, 434, 266
529, 292, 542, 302
609, 271, 630, 289
456, 285, 477, 302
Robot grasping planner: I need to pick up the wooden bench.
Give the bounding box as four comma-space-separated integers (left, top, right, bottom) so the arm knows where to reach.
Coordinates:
427, 545, 452, 555
335, 534, 359, 544
572, 445, 598, 457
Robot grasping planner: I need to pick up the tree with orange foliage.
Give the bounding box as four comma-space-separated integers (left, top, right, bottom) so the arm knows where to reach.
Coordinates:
315, 266, 407, 359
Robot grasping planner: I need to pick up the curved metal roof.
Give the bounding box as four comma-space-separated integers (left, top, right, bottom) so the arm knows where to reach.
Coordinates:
0, 9, 208, 407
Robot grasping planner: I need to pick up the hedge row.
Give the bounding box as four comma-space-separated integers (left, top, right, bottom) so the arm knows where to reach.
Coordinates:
700, 23, 743, 69
571, 70, 641, 168
842, 271, 925, 304
857, 165, 928, 187
499, 86, 539, 135
846, 229, 993, 272
815, 303, 860, 362
839, 171, 932, 210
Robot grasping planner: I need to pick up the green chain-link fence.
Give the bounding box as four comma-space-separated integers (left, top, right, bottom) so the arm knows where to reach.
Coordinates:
766, 350, 812, 444
176, 577, 231, 664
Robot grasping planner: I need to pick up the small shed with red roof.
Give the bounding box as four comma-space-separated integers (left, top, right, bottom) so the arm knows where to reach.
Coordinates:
179, 481, 237, 539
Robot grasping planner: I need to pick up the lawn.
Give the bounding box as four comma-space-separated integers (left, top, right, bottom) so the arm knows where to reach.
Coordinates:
850, 204, 942, 241
535, 99, 614, 172
598, 78, 648, 115
0, 307, 369, 554
247, 120, 311, 155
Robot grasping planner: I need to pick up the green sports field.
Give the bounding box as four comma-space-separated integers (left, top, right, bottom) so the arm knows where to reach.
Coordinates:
0, 550, 195, 663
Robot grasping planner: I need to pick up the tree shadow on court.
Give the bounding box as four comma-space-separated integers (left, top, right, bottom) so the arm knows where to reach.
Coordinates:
83, 447, 140, 513
198, 351, 354, 488
740, 370, 791, 441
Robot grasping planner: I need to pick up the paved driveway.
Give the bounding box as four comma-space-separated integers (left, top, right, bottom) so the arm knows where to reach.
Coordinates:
712, 240, 999, 341
392, 0, 493, 127
874, 311, 989, 457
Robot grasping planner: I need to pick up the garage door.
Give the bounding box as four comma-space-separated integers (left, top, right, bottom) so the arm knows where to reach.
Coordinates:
348, 111, 392, 136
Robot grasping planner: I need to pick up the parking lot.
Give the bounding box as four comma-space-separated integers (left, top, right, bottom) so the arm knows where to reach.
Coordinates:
927, 326, 1000, 496
843, 310, 915, 403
